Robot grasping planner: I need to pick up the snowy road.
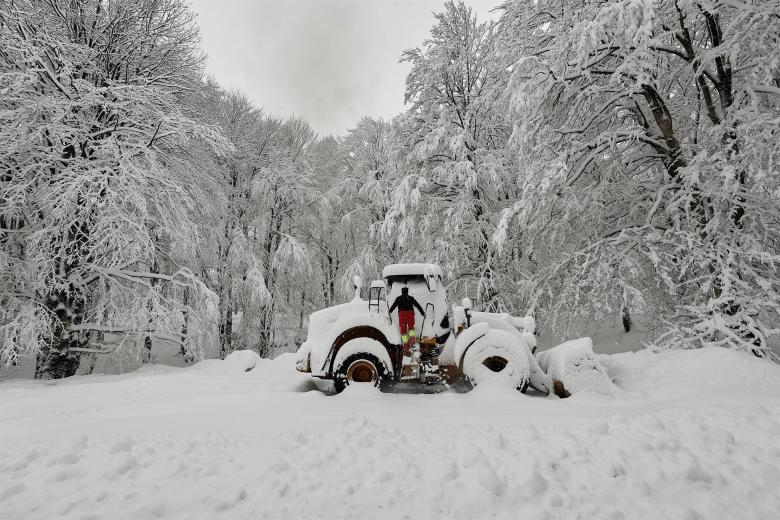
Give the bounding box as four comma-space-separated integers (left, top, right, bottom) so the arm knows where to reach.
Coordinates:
1, 348, 779, 520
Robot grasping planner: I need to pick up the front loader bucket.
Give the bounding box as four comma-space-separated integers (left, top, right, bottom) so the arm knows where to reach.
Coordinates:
535, 338, 614, 396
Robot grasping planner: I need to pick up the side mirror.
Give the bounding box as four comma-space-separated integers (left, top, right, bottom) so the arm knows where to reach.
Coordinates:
423, 265, 439, 292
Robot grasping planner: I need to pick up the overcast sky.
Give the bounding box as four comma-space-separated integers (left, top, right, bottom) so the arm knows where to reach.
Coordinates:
188, 0, 501, 136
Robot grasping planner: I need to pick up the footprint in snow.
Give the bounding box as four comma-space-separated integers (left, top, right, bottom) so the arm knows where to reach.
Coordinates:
292, 431, 308, 445
115, 455, 138, 476
1, 482, 26, 501
523, 461, 549, 498
108, 437, 135, 454
463, 449, 504, 497
636, 414, 666, 432
57, 451, 81, 465
7, 449, 39, 472
439, 457, 459, 481
687, 463, 713, 484
268, 457, 290, 473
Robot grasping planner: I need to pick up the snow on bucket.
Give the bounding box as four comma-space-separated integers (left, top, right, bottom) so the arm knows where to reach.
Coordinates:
536, 338, 614, 396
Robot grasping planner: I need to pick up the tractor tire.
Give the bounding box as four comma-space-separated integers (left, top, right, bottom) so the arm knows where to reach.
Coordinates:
333, 353, 392, 394
461, 330, 531, 391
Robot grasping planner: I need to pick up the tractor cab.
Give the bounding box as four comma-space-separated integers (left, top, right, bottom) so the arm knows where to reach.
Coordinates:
376, 264, 451, 383
381, 263, 450, 346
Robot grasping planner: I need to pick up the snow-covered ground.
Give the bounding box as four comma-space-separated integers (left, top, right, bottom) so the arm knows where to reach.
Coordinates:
2, 347, 779, 520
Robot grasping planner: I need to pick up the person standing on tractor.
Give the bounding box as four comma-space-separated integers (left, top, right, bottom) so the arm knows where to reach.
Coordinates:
389, 287, 425, 353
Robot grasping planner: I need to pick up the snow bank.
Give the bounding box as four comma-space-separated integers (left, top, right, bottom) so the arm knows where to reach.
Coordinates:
189, 350, 261, 374
603, 346, 780, 398
536, 337, 614, 395
222, 350, 261, 372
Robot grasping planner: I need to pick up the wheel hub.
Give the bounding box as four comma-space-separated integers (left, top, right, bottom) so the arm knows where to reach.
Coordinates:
482, 356, 508, 372
346, 359, 378, 383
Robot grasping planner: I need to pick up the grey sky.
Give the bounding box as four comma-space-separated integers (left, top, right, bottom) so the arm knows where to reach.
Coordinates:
188, 0, 501, 136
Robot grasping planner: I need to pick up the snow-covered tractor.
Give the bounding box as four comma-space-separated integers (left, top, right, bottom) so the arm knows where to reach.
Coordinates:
295, 263, 605, 396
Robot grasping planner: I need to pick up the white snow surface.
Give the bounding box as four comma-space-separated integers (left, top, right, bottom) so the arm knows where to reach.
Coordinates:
2, 348, 780, 520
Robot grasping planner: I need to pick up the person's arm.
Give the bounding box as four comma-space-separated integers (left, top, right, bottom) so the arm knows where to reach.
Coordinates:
412, 298, 425, 315
388, 298, 399, 314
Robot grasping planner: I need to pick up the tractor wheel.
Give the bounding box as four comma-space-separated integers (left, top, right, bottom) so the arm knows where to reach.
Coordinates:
333, 353, 391, 394
462, 330, 531, 391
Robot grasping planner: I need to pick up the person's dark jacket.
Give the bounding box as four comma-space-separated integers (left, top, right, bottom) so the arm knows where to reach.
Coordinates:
389, 293, 425, 314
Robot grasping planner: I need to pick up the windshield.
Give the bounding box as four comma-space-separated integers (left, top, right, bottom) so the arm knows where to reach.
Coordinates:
385, 274, 426, 287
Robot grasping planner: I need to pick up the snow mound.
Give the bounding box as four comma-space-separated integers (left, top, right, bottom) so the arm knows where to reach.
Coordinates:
245, 353, 320, 393
223, 350, 261, 372
603, 346, 780, 396
537, 338, 614, 395
190, 350, 261, 374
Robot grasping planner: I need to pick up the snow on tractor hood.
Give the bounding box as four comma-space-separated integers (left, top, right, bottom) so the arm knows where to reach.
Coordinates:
297, 298, 402, 377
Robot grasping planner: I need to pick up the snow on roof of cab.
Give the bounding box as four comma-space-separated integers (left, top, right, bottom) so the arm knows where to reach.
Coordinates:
382, 263, 443, 278
370, 280, 385, 288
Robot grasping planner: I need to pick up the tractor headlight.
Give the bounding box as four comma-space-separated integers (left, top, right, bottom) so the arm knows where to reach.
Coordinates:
296, 352, 311, 373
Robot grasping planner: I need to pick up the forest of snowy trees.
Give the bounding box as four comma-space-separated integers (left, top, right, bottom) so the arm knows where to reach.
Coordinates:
1, 0, 779, 378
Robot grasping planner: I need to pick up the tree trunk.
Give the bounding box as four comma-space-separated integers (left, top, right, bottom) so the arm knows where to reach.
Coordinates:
35, 344, 81, 379
621, 305, 632, 333
142, 254, 159, 364
258, 304, 274, 358
36, 293, 84, 379
219, 304, 233, 359
180, 286, 191, 364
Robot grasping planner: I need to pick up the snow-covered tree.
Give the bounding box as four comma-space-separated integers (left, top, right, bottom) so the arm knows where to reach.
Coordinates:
201, 90, 276, 356
338, 117, 399, 286
386, 1, 520, 310
248, 117, 316, 356
495, 0, 780, 358
200, 88, 319, 357
0, 0, 230, 377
